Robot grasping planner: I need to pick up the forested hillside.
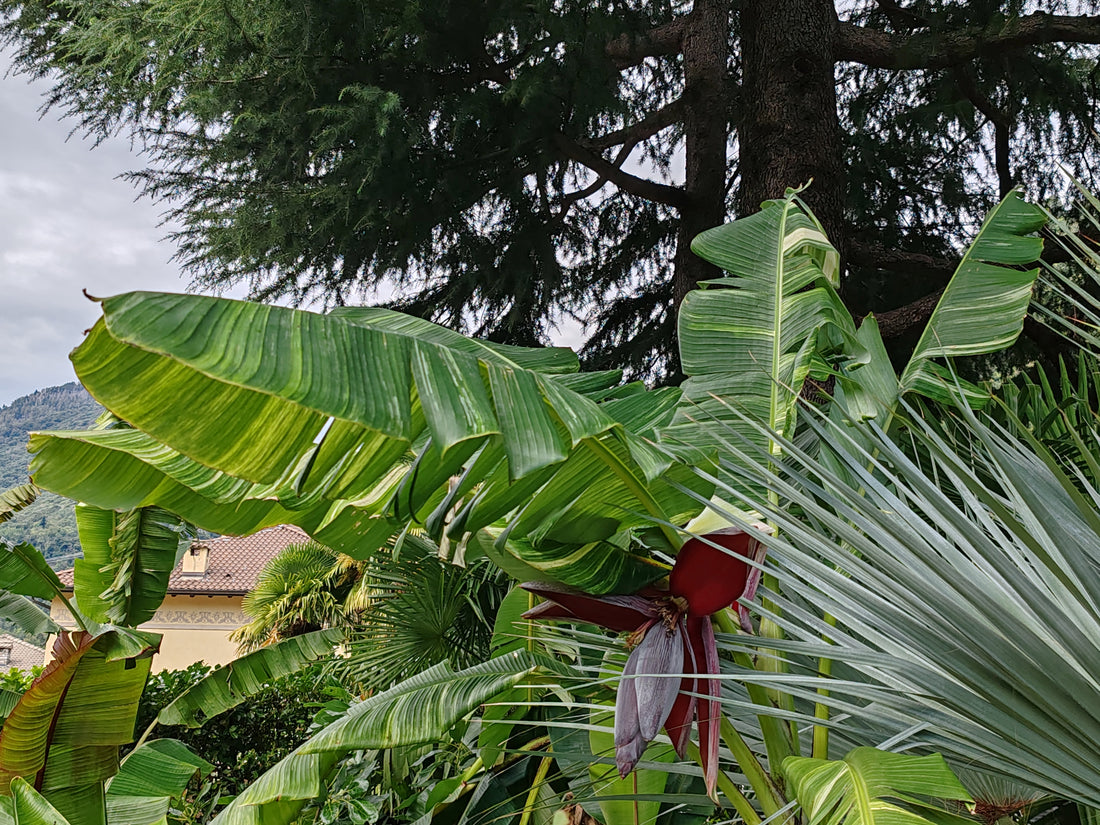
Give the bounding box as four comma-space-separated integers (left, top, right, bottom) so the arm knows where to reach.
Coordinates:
0, 383, 102, 563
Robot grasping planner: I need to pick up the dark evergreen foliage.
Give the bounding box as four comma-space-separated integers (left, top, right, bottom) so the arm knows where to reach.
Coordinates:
132, 665, 334, 800
4, 1, 1100, 378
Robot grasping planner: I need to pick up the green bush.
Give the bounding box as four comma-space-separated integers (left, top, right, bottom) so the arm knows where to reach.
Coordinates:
133, 663, 335, 799
0, 665, 40, 694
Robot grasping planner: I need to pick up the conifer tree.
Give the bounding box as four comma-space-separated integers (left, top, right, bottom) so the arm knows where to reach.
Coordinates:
4, 0, 1099, 376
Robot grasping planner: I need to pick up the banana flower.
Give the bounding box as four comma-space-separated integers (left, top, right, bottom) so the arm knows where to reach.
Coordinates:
521, 527, 765, 798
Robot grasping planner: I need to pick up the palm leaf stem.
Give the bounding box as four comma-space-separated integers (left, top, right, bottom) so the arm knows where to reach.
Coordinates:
757, 581, 797, 749
686, 740, 759, 825
720, 716, 785, 817
459, 756, 484, 783
714, 610, 792, 771
518, 755, 553, 825
811, 612, 838, 760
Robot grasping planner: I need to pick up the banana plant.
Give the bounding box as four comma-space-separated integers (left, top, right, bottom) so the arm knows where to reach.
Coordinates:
19, 189, 1052, 825
72, 504, 193, 627
0, 501, 341, 824
30, 303, 707, 594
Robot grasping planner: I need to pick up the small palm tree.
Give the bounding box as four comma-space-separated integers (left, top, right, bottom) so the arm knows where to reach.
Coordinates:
232, 541, 362, 651
233, 534, 510, 693
337, 547, 509, 692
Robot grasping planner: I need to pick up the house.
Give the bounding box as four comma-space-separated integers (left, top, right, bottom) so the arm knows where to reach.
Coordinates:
0, 634, 45, 674
50, 524, 308, 671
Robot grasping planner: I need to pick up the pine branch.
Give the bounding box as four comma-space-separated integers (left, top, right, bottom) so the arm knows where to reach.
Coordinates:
552, 133, 689, 208
837, 12, 1100, 70
605, 16, 690, 68
586, 99, 684, 150
951, 68, 1014, 198
874, 288, 946, 338
871, 0, 928, 30
554, 100, 686, 217
848, 241, 957, 277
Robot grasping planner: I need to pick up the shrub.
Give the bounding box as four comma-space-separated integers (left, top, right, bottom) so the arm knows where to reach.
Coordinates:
132, 663, 335, 798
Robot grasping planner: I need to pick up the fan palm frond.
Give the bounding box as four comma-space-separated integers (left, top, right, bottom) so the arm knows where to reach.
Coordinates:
337, 549, 509, 693
690, 392, 1100, 806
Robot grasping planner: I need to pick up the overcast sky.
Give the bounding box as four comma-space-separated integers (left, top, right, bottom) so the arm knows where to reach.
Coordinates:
0, 54, 240, 408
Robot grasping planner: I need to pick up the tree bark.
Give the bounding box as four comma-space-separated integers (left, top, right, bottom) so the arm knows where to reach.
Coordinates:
837, 12, 1100, 71
672, 0, 732, 307
737, 0, 846, 263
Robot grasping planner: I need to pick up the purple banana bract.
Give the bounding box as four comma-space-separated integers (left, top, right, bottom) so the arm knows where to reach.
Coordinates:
522, 526, 766, 800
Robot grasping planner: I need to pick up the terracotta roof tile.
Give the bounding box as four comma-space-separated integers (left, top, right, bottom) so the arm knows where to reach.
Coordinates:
0, 634, 45, 672
56, 524, 310, 596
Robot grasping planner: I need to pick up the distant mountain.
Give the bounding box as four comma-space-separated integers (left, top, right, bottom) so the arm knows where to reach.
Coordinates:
0, 383, 103, 564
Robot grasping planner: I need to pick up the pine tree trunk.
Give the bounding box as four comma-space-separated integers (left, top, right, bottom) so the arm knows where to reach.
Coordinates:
737, 0, 846, 262
672, 0, 732, 308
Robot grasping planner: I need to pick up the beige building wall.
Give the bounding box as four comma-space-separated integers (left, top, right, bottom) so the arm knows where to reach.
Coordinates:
49, 594, 248, 672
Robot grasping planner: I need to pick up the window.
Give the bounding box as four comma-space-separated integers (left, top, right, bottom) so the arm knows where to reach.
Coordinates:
0, 647, 12, 667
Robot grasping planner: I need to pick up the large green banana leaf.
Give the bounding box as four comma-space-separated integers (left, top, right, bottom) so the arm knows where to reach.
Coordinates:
898, 191, 1045, 396
34, 296, 709, 591
0, 541, 66, 638
104, 739, 212, 825
299, 652, 540, 753
880, 191, 1044, 407
0, 594, 56, 639
73, 506, 189, 627
155, 628, 341, 728
0, 543, 66, 603
211, 652, 541, 825
0, 777, 74, 825
665, 193, 853, 486
0, 691, 23, 723
820, 190, 1048, 423
0, 630, 158, 825
108, 739, 211, 799
784, 749, 972, 825
28, 430, 376, 550
73, 293, 596, 486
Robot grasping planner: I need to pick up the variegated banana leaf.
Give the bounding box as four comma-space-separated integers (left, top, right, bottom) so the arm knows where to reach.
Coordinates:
32, 297, 713, 592
784, 749, 973, 825
73, 505, 190, 627
896, 191, 1045, 403
664, 192, 854, 486
834, 191, 1047, 421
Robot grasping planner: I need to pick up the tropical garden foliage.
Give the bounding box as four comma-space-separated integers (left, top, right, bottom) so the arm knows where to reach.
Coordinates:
3, 184, 1100, 825
133, 665, 335, 803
